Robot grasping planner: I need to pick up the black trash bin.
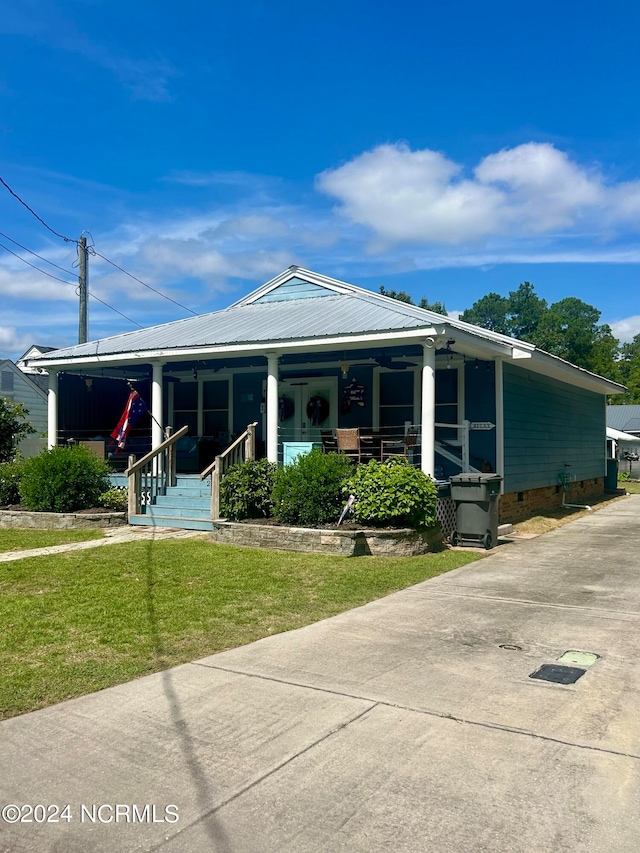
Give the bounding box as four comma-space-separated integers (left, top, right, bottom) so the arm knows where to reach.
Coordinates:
449, 473, 502, 550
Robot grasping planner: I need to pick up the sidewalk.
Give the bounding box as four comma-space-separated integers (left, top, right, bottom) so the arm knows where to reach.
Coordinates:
0, 525, 204, 562
1, 497, 639, 852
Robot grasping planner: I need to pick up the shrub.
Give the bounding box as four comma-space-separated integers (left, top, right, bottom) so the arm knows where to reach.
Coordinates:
0, 398, 36, 463
0, 458, 26, 505
346, 457, 439, 529
272, 448, 353, 526
618, 470, 631, 482
99, 487, 128, 511
220, 458, 277, 520
19, 445, 111, 512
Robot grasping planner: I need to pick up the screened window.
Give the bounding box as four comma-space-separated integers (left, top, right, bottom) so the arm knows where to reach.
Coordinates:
379, 372, 413, 436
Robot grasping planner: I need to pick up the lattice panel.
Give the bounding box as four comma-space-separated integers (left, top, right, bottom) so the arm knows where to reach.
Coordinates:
436, 496, 457, 541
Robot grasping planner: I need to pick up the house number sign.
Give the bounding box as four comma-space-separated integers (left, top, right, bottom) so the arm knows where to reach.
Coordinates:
469, 421, 495, 431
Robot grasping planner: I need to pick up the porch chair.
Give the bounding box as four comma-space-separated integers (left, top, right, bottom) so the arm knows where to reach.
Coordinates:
381, 426, 419, 461
336, 428, 365, 463
320, 430, 338, 453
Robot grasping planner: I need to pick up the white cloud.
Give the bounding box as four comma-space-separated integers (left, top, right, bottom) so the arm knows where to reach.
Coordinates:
0, 326, 34, 355
317, 142, 640, 247
610, 315, 640, 343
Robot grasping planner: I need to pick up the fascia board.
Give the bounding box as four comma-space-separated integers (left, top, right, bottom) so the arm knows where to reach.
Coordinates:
515, 349, 626, 395
27, 327, 445, 370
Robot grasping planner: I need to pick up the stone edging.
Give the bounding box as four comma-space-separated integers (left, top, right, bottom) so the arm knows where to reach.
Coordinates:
211, 520, 442, 556
0, 510, 126, 530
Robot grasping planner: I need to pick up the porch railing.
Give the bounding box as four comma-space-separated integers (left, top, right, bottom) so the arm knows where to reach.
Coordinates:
435, 420, 478, 473
125, 425, 188, 519
200, 421, 258, 520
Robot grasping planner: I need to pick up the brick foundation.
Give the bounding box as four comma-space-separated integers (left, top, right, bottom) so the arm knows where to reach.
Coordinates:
499, 478, 605, 523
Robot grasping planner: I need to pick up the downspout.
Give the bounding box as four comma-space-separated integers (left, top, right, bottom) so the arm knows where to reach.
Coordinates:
560, 465, 592, 511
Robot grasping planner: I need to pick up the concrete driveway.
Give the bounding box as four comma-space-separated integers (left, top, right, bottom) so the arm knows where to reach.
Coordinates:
2, 497, 640, 852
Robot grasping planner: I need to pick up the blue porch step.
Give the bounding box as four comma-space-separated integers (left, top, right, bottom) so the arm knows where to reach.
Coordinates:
129, 514, 214, 531
130, 476, 214, 531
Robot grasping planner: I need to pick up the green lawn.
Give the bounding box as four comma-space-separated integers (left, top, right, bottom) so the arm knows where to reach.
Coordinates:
621, 480, 640, 494
0, 538, 482, 719
0, 529, 104, 553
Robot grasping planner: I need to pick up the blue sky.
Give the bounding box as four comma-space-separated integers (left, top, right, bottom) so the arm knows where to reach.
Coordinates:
1, 0, 640, 358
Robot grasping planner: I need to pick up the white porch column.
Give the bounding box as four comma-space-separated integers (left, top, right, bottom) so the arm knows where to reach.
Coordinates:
266, 354, 279, 463
421, 341, 436, 478
151, 361, 165, 449
47, 369, 58, 448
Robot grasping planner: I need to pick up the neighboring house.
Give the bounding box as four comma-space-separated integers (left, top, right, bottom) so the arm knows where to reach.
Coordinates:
606, 426, 639, 460
0, 359, 48, 458
26, 266, 624, 522
607, 405, 640, 438
16, 345, 57, 374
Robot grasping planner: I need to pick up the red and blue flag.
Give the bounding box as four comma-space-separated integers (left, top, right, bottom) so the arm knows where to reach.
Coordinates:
111, 390, 148, 451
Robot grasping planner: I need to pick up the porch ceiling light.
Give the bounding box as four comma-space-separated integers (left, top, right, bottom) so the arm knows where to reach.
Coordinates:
341, 363, 349, 379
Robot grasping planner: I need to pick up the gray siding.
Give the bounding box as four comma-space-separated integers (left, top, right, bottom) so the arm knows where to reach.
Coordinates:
503, 362, 605, 493
0, 362, 48, 457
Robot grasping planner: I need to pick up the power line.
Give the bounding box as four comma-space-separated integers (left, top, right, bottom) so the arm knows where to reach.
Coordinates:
0, 176, 77, 243
0, 176, 198, 316
89, 248, 198, 315
0, 240, 77, 286
0, 241, 142, 328
0, 230, 76, 276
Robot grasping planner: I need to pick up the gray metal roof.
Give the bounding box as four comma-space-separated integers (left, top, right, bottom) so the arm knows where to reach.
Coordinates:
607, 405, 640, 433
32, 291, 445, 360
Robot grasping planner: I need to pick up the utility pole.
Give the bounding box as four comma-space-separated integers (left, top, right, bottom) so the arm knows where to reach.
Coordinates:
78, 235, 88, 344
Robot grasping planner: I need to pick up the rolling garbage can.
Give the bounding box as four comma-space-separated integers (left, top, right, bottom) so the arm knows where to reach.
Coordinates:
449, 473, 502, 550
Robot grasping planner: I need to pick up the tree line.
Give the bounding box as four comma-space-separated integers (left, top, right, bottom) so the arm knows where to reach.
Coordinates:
379, 283, 639, 404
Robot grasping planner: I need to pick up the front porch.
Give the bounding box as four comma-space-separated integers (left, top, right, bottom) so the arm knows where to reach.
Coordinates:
47, 343, 501, 483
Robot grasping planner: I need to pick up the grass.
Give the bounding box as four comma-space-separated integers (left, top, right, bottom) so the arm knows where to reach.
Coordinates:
620, 480, 640, 495
512, 491, 628, 535
0, 529, 104, 553
0, 538, 482, 719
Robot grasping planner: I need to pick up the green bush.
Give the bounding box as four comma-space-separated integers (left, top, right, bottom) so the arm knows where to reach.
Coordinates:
19, 445, 111, 512
618, 470, 631, 482
272, 448, 353, 526
220, 458, 277, 520
99, 487, 128, 511
347, 457, 439, 529
0, 458, 26, 505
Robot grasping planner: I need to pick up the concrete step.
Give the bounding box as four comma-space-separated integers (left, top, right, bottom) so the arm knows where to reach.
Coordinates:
129, 514, 213, 531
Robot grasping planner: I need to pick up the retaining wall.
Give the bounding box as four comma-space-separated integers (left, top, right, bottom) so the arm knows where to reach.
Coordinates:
211, 521, 442, 556
0, 510, 126, 530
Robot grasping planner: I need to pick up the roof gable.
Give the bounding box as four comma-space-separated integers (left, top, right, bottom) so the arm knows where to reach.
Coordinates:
251, 276, 339, 304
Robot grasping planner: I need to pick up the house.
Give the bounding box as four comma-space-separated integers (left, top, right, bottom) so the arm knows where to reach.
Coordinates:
25, 266, 624, 524
0, 358, 48, 457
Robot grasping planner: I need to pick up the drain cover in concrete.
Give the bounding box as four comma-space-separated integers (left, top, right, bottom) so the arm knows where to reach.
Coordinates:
557, 650, 599, 667
529, 664, 586, 685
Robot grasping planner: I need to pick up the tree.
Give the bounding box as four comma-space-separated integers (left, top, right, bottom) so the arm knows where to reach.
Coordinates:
531, 297, 619, 375
507, 282, 547, 341
379, 285, 414, 304
613, 333, 640, 403
0, 398, 36, 463
379, 286, 448, 315
418, 297, 448, 316
460, 292, 511, 334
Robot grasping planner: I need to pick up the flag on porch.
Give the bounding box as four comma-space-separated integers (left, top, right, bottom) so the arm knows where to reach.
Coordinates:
111, 390, 148, 451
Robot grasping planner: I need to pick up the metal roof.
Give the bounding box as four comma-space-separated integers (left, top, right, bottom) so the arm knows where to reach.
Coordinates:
24, 266, 626, 396
607, 405, 640, 433
30, 291, 446, 361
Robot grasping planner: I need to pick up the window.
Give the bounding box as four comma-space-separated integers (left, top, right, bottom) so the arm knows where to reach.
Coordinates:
203, 380, 229, 435
173, 380, 198, 436
379, 372, 413, 437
